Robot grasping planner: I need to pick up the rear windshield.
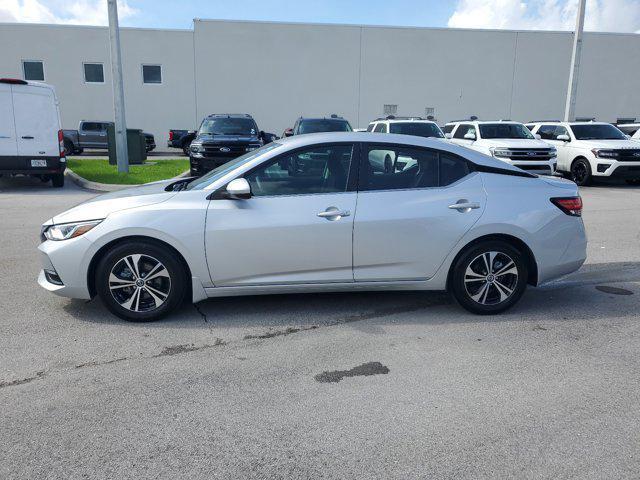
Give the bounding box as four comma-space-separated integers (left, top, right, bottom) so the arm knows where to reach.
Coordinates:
389, 122, 444, 138
570, 124, 626, 140
199, 117, 257, 136
298, 120, 352, 134
479, 123, 534, 139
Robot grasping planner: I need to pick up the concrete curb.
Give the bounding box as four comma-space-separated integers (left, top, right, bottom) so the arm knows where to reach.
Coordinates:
65, 168, 190, 193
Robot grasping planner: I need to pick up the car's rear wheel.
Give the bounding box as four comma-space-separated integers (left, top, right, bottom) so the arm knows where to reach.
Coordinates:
95, 241, 188, 321
63, 139, 74, 156
450, 240, 528, 315
51, 173, 64, 188
570, 158, 592, 186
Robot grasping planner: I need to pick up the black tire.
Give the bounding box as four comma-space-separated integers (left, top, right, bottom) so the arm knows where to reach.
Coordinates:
95, 241, 188, 322
63, 139, 75, 156
570, 158, 592, 186
51, 173, 65, 188
182, 140, 192, 156
450, 240, 528, 315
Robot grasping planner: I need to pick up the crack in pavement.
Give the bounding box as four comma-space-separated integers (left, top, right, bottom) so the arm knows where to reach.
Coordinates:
0, 370, 46, 389
244, 325, 318, 340
154, 339, 226, 357
315, 362, 390, 383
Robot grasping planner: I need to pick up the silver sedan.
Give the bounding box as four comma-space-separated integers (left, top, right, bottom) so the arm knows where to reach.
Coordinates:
38, 132, 587, 321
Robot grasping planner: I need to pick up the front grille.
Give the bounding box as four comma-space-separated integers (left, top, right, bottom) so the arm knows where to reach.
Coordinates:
616, 149, 640, 162
202, 145, 248, 157
519, 165, 553, 173
502, 148, 556, 161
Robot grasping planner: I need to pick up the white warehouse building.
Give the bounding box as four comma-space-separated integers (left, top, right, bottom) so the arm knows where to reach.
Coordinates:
1, 19, 639, 146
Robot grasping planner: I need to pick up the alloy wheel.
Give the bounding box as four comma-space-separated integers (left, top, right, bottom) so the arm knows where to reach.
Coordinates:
464, 251, 519, 305
572, 161, 588, 184
108, 254, 171, 312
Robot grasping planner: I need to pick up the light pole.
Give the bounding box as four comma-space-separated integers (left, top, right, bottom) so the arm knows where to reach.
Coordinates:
107, 0, 129, 173
564, 0, 587, 122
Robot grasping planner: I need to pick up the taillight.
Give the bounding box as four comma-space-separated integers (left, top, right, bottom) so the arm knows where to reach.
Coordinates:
58, 130, 65, 158
169, 131, 174, 141
551, 197, 582, 217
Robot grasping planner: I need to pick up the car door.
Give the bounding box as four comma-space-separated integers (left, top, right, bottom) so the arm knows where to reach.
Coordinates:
205, 143, 357, 286
537, 125, 570, 171
450, 123, 477, 149
13, 84, 59, 158
0, 83, 17, 158
353, 143, 486, 281
80, 122, 102, 147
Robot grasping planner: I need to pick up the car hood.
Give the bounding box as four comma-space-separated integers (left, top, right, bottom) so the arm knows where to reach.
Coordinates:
195, 133, 260, 144
479, 138, 553, 149
573, 139, 640, 149
51, 180, 177, 224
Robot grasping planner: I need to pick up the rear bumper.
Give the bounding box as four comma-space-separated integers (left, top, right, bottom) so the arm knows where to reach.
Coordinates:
0, 155, 66, 175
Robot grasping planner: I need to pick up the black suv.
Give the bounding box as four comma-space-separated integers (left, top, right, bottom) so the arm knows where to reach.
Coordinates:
189, 114, 276, 176
282, 115, 352, 137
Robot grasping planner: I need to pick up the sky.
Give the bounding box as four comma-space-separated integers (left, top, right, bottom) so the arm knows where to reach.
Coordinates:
0, 0, 639, 33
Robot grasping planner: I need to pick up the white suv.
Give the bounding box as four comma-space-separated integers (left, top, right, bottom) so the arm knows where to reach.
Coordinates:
444, 120, 557, 175
366, 116, 445, 172
526, 122, 640, 186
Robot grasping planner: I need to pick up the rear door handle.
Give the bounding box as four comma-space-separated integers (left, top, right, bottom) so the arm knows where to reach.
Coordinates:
21, 136, 34, 139
448, 200, 480, 212
317, 207, 350, 220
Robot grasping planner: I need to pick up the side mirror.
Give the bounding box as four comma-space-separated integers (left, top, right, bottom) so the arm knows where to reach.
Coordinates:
534, 134, 541, 140
464, 132, 476, 140
557, 134, 570, 142
444, 133, 452, 139
224, 178, 251, 200
283, 128, 294, 137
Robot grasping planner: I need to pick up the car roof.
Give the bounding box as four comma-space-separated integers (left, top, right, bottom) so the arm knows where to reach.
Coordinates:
446, 120, 522, 125
527, 121, 613, 126
275, 132, 525, 173
369, 119, 438, 124
298, 117, 348, 121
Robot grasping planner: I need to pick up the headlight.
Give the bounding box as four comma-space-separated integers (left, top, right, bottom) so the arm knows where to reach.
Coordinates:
246, 144, 261, 152
190, 144, 204, 153
592, 149, 618, 159
549, 147, 557, 158
490, 147, 512, 158
43, 220, 102, 241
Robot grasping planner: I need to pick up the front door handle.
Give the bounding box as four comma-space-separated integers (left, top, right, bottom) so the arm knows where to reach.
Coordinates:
317, 207, 350, 220
21, 135, 34, 139
448, 200, 480, 212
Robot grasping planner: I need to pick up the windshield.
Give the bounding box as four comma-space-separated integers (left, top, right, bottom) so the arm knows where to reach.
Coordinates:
186, 143, 281, 191
199, 117, 258, 136
479, 123, 534, 139
389, 122, 444, 138
570, 124, 627, 140
298, 120, 352, 134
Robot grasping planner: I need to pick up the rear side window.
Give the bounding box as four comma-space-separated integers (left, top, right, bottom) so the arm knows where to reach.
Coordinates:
373, 123, 386, 133
440, 153, 470, 186
389, 122, 444, 138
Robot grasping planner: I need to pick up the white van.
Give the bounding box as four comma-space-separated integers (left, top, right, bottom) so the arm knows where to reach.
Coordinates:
0, 78, 65, 187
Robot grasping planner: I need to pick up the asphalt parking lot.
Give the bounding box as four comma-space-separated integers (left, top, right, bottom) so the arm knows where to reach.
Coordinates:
1, 176, 639, 479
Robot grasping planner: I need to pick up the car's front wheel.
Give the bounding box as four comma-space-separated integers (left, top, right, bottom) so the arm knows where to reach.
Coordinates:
570, 158, 592, 186
95, 241, 188, 321
450, 240, 528, 315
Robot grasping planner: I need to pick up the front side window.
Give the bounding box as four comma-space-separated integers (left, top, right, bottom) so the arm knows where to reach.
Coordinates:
199, 117, 257, 136
479, 123, 534, 139
443, 124, 455, 134
297, 119, 352, 134
389, 122, 444, 138
570, 124, 626, 140
366, 123, 375, 132
245, 144, 354, 197
142, 64, 162, 84
453, 124, 476, 139
84, 63, 104, 83
23, 60, 44, 81
373, 123, 386, 133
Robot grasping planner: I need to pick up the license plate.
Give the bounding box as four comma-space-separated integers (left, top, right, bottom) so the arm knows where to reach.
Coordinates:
31, 160, 47, 167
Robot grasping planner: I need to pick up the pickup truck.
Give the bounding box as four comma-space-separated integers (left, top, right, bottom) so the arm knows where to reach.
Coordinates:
63, 120, 156, 155
168, 129, 196, 155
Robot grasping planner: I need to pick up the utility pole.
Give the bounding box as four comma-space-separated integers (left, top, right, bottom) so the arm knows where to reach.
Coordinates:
107, 0, 129, 172
564, 0, 586, 122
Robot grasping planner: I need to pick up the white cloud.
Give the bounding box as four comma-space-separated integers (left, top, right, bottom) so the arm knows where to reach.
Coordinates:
448, 0, 640, 33
0, 0, 138, 26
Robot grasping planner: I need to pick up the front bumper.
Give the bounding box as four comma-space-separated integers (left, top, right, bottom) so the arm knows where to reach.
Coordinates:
593, 161, 640, 178
510, 160, 557, 175
37, 237, 93, 300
